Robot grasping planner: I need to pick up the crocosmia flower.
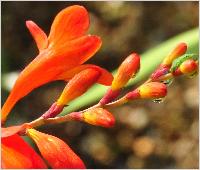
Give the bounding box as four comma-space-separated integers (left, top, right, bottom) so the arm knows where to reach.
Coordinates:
27, 128, 85, 169
1, 5, 113, 123
2, 134, 47, 169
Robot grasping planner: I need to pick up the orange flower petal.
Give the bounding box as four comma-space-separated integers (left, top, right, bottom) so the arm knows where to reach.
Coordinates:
51, 35, 102, 65
48, 5, 89, 48
57, 68, 101, 105
58, 64, 113, 86
27, 129, 86, 169
2, 134, 47, 169
26, 20, 48, 51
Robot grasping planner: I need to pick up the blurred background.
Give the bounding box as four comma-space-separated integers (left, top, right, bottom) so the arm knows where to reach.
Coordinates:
1, 1, 199, 169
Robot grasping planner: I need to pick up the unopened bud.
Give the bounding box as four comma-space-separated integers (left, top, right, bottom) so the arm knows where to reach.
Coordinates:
81, 108, 115, 128
111, 53, 140, 91
162, 42, 187, 66
126, 82, 167, 100
151, 64, 170, 81
179, 59, 198, 76
57, 68, 101, 105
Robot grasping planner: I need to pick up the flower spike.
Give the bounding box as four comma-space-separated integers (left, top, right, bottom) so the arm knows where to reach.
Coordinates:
1, 5, 114, 123
27, 128, 86, 169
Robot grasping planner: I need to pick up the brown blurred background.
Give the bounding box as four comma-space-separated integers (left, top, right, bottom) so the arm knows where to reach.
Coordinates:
1, 1, 199, 168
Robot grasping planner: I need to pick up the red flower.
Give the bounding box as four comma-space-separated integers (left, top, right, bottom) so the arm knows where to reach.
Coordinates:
2, 126, 86, 169
2, 134, 47, 169
1, 5, 113, 123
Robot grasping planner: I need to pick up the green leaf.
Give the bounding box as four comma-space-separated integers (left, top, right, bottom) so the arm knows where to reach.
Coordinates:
59, 28, 199, 116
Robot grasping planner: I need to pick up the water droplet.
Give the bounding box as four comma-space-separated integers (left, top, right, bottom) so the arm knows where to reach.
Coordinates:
162, 78, 173, 86
152, 98, 164, 103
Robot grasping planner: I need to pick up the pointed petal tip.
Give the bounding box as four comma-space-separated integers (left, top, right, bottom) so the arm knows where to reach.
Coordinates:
26, 20, 48, 51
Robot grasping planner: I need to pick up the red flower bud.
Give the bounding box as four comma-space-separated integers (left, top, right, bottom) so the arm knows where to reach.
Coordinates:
80, 108, 115, 128
111, 53, 140, 90
57, 68, 101, 105
126, 82, 167, 100
162, 42, 187, 66
179, 59, 198, 75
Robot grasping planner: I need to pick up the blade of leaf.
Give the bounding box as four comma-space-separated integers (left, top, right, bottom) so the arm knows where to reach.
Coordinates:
59, 28, 198, 116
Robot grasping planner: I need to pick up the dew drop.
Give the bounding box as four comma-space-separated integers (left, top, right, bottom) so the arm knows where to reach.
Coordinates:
152, 98, 164, 103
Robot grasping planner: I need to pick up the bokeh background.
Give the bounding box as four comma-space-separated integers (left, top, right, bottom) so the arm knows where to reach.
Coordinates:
1, 1, 199, 169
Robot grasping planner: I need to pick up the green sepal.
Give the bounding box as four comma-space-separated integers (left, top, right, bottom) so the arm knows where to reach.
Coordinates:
170, 53, 198, 72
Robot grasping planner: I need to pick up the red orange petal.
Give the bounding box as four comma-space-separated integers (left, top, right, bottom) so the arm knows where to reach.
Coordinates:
48, 5, 89, 48
51, 35, 102, 65
26, 20, 48, 51
27, 129, 86, 169
2, 134, 47, 169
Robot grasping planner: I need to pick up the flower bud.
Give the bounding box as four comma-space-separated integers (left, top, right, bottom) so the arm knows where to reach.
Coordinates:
80, 108, 115, 128
150, 64, 170, 81
162, 42, 187, 66
111, 53, 140, 90
42, 102, 64, 119
27, 128, 85, 169
57, 68, 101, 105
179, 59, 198, 75
126, 82, 167, 100
99, 88, 120, 105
